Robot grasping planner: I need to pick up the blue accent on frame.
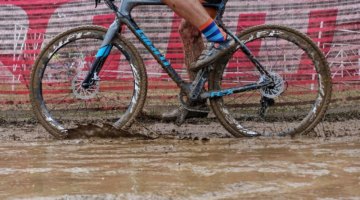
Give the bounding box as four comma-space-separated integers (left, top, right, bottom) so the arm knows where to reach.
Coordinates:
96, 45, 112, 58
210, 89, 234, 98
135, 29, 171, 67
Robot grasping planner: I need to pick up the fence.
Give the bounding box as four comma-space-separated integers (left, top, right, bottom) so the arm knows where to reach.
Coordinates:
0, 0, 359, 116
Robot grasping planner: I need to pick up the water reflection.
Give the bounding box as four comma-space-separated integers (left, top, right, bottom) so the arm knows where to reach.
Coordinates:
0, 137, 359, 199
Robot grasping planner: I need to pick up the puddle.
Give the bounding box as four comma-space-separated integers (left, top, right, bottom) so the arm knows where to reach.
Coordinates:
0, 136, 359, 199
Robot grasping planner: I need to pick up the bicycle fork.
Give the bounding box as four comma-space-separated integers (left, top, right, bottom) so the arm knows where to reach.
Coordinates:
82, 19, 121, 89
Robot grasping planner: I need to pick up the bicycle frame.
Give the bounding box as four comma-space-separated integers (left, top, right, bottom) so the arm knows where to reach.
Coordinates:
83, 0, 272, 101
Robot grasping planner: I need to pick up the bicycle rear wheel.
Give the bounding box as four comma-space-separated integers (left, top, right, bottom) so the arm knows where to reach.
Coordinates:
209, 25, 332, 137
30, 26, 147, 138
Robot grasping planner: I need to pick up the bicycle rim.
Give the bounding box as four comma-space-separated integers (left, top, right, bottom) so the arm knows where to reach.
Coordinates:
209, 25, 331, 137
30, 26, 146, 138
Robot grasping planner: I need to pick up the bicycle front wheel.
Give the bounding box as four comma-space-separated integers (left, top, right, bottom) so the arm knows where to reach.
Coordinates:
209, 25, 332, 137
30, 26, 147, 138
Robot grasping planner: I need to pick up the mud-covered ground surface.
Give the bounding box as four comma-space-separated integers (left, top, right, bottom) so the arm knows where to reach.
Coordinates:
0, 115, 359, 200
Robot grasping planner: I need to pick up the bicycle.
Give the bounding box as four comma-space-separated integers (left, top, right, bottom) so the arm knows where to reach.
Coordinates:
30, 0, 332, 138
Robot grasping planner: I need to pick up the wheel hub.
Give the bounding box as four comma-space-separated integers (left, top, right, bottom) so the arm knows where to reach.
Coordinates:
260, 72, 285, 98
72, 71, 100, 100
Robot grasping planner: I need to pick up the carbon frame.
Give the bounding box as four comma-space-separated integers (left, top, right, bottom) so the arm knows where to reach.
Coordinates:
83, 0, 272, 100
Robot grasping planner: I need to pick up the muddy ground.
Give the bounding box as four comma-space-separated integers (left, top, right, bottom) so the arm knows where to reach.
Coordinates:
0, 118, 360, 142
0, 112, 359, 199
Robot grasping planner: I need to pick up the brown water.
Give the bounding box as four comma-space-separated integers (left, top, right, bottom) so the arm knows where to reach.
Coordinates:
0, 136, 359, 200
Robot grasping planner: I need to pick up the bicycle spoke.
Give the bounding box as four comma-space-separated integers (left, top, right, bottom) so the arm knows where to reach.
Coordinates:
210, 25, 330, 137
31, 27, 145, 137
290, 84, 317, 91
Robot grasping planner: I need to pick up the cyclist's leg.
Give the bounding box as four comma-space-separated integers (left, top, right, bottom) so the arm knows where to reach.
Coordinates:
163, 0, 226, 42
179, 2, 217, 80
163, 0, 234, 71
161, 0, 218, 121
163, 0, 214, 28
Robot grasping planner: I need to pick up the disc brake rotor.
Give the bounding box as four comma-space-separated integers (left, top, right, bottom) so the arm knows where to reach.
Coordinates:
260, 72, 285, 98
71, 71, 100, 100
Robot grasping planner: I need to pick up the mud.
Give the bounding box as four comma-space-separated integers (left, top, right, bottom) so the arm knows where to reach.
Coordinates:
0, 114, 359, 199
1, 117, 360, 142
0, 131, 359, 199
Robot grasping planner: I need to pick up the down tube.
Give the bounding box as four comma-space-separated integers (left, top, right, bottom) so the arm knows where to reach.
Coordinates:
124, 18, 188, 90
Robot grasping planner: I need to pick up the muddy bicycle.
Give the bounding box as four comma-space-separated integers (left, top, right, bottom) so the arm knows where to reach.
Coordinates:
30, 0, 332, 138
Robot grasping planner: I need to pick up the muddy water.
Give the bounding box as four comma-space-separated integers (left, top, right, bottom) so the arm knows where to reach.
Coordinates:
0, 136, 359, 200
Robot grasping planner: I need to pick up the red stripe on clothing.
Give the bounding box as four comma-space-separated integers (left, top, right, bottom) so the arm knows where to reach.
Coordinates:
198, 18, 214, 31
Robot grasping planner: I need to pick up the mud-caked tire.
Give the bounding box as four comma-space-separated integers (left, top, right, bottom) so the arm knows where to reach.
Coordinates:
209, 25, 332, 137
30, 26, 147, 138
